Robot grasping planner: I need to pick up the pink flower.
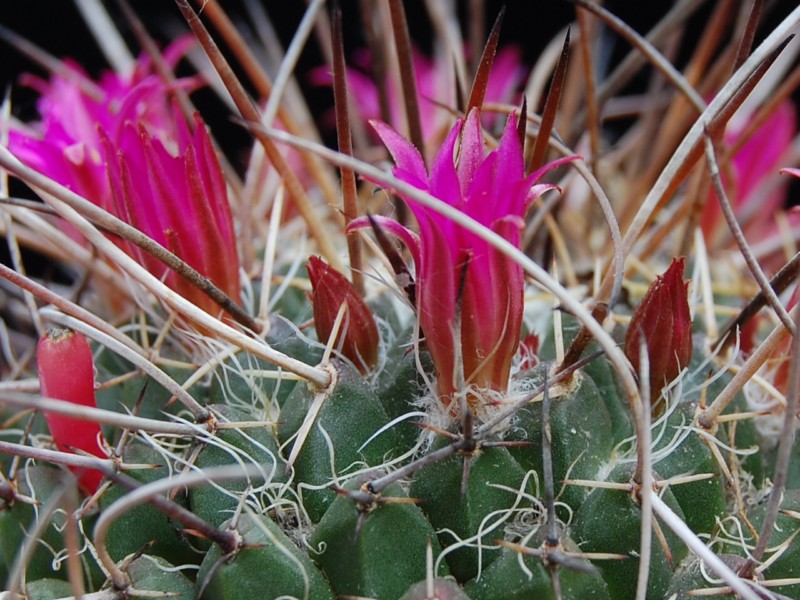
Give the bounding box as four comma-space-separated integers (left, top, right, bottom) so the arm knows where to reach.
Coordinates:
759, 171, 800, 397
102, 111, 241, 315
37, 328, 106, 495
312, 46, 526, 143
353, 109, 570, 411
702, 101, 799, 252
10, 38, 198, 213
625, 258, 693, 402
10, 41, 240, 316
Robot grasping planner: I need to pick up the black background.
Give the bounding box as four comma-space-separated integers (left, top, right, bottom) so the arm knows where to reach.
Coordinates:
1, 1, 799, 275
2, 1, 773, 138
2, 1, 798, 165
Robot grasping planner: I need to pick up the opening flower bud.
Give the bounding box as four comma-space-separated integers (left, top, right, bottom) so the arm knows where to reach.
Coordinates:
307, 256, 379, 374
36, 328, 106, 495
350, 108, 573, 413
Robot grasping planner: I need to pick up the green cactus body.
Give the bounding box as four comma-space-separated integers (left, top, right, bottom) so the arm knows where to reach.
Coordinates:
196, 512, 335, 600
775, 438, 800, 490
125, 555, 196, 600
277, 360, 401, 522
571, 463, 688, 599
189, 404, 287, 529
409, 444, 534, 582
95, 349, 205, 423
23, 557, 195, 600
508, 365, 615, 512
0, 467, 69, 583
310, 482, 448, 599
744, 490, 800, 597
537, 316, 633, 446
400, 578, 471, 599
464, 545, 611, 600
21, 579, 74, 600
667, 554, 743, 599
9, 327, 792, 598
376, 343, 431, 448
209, 316, 324, 410
580, 356, 635, 445
100, 442, 199, 566
648, 401, 727, 534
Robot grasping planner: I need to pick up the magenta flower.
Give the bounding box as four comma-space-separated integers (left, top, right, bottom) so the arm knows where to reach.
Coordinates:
10, 41, 240, 317
701, 100, 798, 252
102, 112, 241, 315
354, 109, 570, 411
312, 46, 526, 143
10, 38, 198, 214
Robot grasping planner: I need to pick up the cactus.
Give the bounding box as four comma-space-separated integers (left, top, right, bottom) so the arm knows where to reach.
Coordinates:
2, 2, 800, 600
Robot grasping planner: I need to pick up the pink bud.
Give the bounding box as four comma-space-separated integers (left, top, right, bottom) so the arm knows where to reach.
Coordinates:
37, 328, 105, 494
307, 257, 380, 374
625, 258, 693, 398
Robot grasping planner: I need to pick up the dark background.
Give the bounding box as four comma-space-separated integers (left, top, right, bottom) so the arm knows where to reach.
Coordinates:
0, 1, 744, 129
2, 1, 798, 162
1, 1, 799, 274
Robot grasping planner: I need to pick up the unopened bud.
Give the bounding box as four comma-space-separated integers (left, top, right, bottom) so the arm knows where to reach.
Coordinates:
37, 328, 106, 494
625, 258, 693, 400
307, 257, 379, 374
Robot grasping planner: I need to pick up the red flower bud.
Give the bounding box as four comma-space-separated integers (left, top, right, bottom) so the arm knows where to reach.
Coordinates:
517, 333, 540, 373
625, 258, 693, 398
307, 257, 379, 374
37, 328, 106, 494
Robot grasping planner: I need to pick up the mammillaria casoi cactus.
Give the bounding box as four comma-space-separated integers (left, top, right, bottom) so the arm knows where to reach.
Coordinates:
1, 2, 800, 600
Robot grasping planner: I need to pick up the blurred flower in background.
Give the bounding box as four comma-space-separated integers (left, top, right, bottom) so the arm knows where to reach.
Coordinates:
701, 100, 800, 268
9, 40, 241, 318
311, 45, 527, 144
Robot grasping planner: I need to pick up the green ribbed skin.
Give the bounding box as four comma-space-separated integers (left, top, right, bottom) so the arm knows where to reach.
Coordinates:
4, 303, 799, 600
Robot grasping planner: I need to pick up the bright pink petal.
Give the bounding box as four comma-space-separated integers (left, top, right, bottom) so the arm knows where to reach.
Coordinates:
370, 119, 427, 184
457, 109, 484, 194
347, 215, 421, 268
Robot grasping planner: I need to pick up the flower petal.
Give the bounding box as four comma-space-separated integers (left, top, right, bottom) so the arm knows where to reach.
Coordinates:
370, 119, 427, 184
